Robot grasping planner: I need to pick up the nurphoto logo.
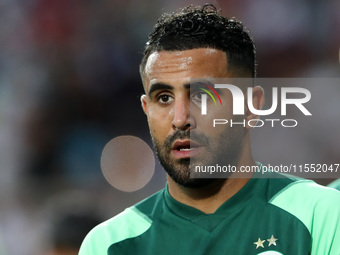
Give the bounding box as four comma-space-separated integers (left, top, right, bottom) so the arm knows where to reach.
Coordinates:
198, 82, 222, 115
197, 81, 312, 128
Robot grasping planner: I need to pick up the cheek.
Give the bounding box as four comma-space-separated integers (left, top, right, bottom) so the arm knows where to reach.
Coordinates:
147, 117, 158, 136
194, 99, 239, 137
147, 107, 173, 138
195, 103, 234, 126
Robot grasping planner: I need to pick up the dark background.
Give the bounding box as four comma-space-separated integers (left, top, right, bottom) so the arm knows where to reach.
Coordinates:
0, 0, 339, 254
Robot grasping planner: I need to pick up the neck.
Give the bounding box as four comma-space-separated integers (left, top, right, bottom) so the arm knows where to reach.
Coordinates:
167, 160, 256, 214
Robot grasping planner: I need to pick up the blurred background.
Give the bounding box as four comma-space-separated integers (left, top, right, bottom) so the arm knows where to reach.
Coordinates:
0, 0, 339, 254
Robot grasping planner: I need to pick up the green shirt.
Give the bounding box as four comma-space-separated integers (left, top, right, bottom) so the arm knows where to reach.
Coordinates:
328, 179, 340, 191
79, 172, 340, 255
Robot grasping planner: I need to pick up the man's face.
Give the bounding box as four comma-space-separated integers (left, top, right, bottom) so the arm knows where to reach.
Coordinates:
141, 48, 244, 188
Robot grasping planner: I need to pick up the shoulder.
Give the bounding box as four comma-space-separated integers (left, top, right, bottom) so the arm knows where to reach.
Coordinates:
328, 178, 340, 191
269, 179, 340, 255
270, 178, 340, 210
79, 189, 165, 255
261, 170, 340, 207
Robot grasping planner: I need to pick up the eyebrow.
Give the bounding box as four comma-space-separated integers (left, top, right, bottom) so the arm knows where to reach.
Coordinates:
148, 83, 191, 97
148, 83, 172, 97
191, 80, 215, 87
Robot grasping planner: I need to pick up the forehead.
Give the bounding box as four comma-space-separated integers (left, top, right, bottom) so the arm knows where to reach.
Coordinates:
143, 48, 229, 90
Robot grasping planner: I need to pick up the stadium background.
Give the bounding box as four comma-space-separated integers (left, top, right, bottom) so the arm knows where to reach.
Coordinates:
0, 0, 339, 254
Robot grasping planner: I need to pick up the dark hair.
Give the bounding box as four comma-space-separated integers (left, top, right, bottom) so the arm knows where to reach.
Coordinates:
140, 4, 256, 78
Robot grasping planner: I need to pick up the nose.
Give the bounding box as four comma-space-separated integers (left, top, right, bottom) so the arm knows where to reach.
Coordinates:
172, 97, 195, 130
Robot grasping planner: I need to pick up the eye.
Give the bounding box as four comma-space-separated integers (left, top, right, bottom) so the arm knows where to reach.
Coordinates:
191, 91, 207, 103
192, 91, 204, 101
158, 94, 174, 104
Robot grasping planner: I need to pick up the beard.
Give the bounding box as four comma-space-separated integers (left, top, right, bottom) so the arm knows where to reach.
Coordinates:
152, 126, 243, 189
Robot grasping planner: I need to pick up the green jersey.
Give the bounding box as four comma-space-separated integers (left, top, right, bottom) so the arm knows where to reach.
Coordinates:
328, 179, 340, 191
79, 172, 340, 255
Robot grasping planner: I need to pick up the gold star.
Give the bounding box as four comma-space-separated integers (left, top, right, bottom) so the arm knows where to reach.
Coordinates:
267, 235, 278, 247
254, 238, 266, 249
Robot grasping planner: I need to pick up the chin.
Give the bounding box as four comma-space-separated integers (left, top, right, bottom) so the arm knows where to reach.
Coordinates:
181, 179, 217, 189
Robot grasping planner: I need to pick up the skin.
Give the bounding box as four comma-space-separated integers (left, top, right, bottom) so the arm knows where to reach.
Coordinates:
141, 48, 264, 214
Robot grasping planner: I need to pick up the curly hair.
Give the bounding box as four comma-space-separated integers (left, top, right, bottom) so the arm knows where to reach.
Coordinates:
139, 4, 256, 78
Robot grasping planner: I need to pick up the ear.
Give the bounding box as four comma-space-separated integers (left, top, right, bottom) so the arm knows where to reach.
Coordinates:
140, 94, 148, 115
245, 86, 264, 129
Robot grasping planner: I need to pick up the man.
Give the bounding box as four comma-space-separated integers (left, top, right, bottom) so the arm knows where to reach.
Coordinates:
79, 4, 340, 254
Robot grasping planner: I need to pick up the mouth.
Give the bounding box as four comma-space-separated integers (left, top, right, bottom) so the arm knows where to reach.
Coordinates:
171, 140, 202, 159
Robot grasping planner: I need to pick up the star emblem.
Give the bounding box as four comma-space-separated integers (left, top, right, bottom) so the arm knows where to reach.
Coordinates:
254, 238, 266, 249
267, 235, 278, 247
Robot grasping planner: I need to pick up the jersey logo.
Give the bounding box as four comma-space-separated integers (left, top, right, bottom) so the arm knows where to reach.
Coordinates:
254, 235, 278, 249
256, 251, 284, 255
254, 235, 282, 255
